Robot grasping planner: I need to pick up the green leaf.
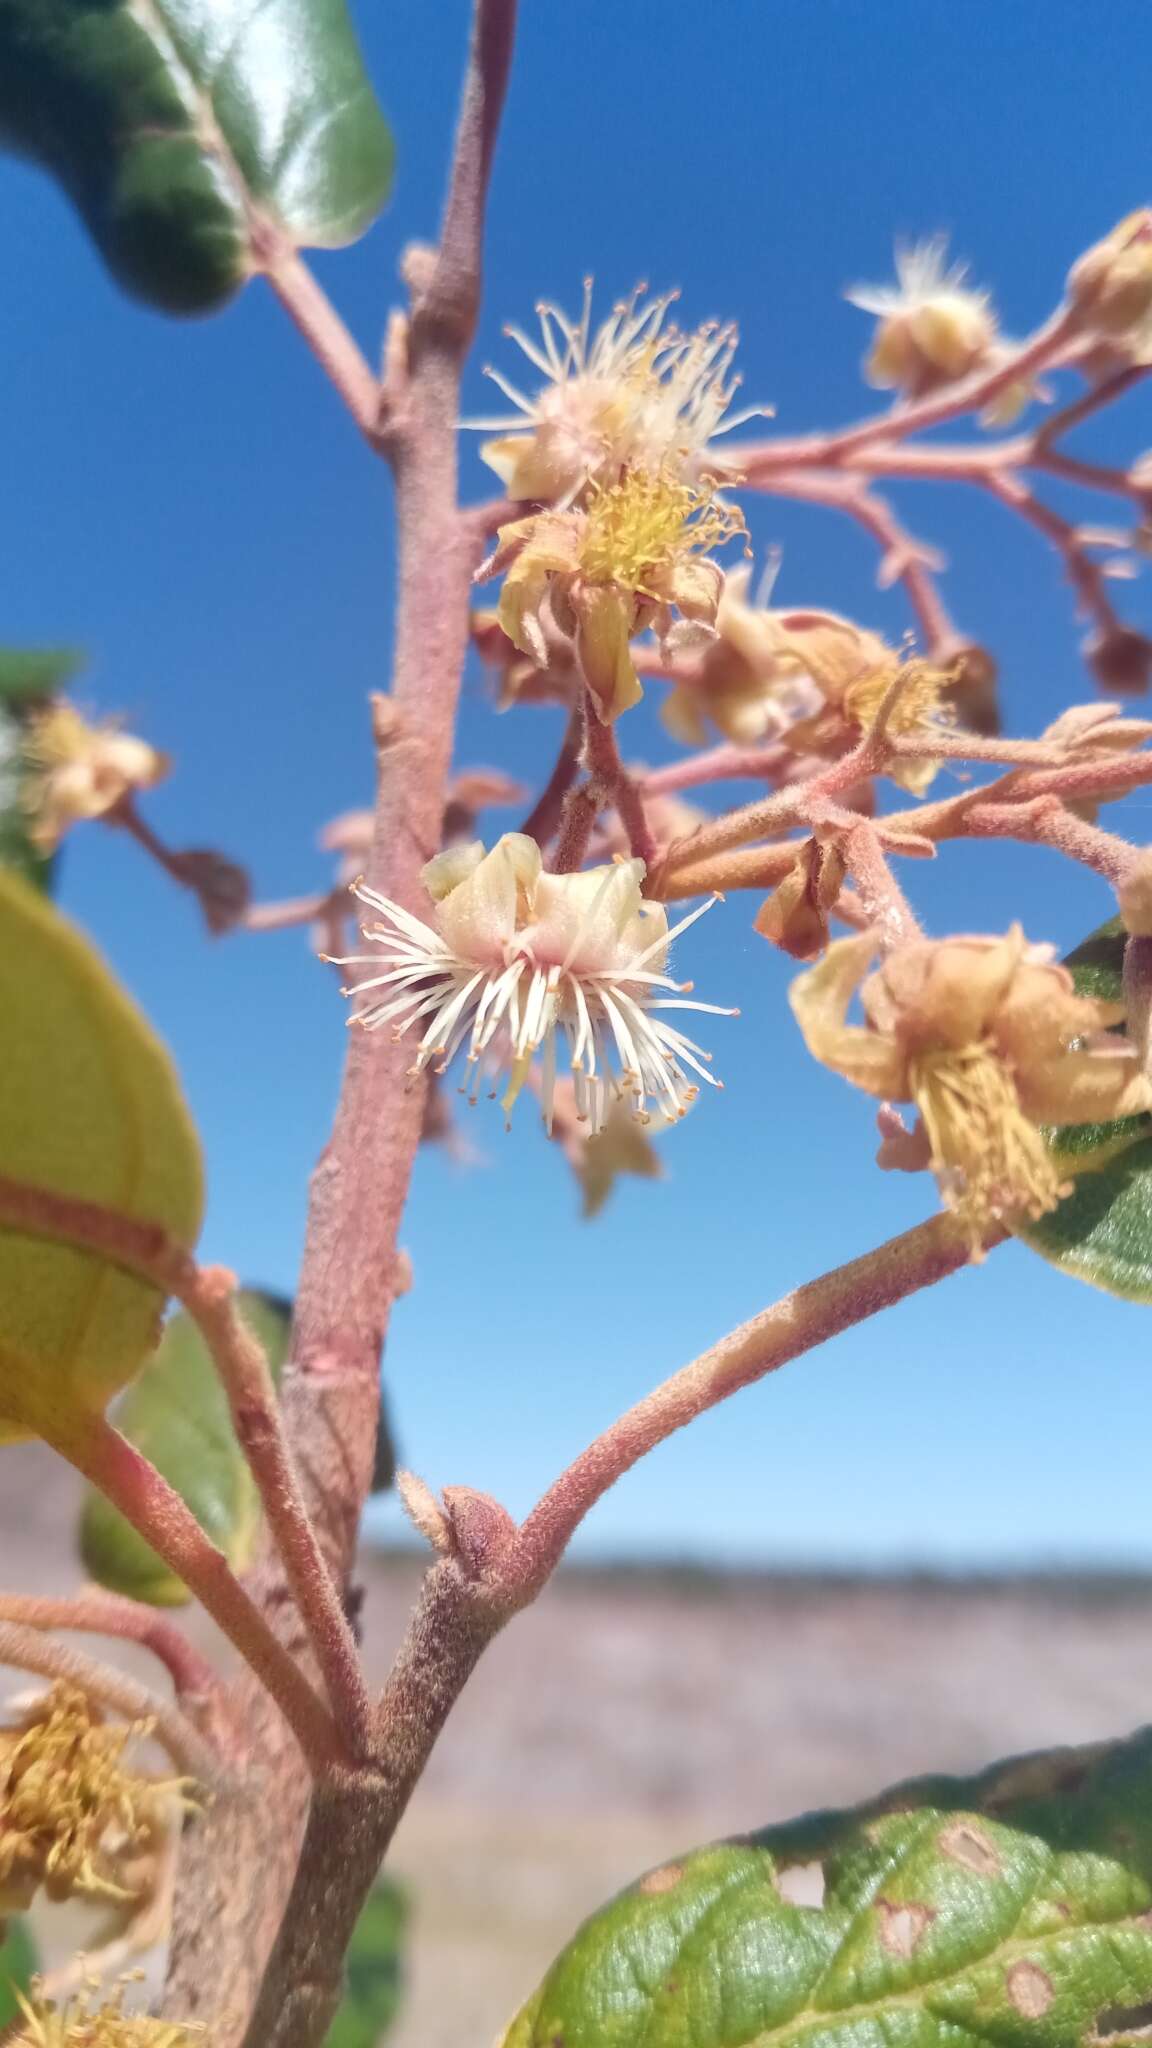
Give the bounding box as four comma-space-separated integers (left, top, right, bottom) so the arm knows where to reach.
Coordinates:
326, 1878, 408, 2048
0, 1921, 38, 2030
501, 1726, 1152, 2048
0, 645, 81, 893
81, 1288, 291, 1606
0, 0, 394, 315
1014, 917, 1152, 1298
0, 872, 204, 1443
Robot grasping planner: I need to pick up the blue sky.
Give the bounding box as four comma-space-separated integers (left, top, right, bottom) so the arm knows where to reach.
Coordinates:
4, 0, 1152, 1565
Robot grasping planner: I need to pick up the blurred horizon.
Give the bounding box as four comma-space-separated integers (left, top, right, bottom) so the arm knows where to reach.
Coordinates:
4, 0, 1152, 1567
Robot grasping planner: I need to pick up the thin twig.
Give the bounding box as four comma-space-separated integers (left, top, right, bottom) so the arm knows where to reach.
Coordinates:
0, 1593, 217, 1699
182, 1266, 375, 1758
0, 1618, 221, 1785
263, 252, 382, 438
503, 1212, 996, 1596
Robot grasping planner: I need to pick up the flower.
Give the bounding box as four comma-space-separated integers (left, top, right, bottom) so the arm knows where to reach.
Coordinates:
490, 471, 744, 722
10, 1986, 200, 2048
0, 1686, 187, 1912
24, 705, 169, 852
770, 615, 955, 794
332, 833, 733, 1130
790, 928, 1152, 1252
465, 282, 760, 505
660, 563, 821, 746
847, 238, 998, 398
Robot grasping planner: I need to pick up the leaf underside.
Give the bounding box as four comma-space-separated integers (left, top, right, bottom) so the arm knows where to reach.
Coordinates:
80, 1288, 291, 1604
502, 1724, 1152, 2047
0, 0, 394, 313
0, 871, 203, 1442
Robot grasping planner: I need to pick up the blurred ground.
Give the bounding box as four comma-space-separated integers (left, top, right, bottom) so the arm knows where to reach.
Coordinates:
7, 1446, 1152, 2045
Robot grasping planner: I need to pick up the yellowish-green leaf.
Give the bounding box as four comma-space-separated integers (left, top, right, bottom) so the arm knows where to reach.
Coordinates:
0, 873, 203, 1443
80, 1289, 290, 1606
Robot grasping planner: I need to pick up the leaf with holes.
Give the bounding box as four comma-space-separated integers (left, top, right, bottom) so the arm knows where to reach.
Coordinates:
0, 0, 394, 314
0, 645, 82, 893
326, 1878, 408, 2048
0, 872, 203, 1444
80, 1289, 291, 1605
501, 1724, 1152, 2047
1015, 917, 1152, 1299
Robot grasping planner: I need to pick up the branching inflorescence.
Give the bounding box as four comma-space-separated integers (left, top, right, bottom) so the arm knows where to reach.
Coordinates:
7, 10, 1152, 2048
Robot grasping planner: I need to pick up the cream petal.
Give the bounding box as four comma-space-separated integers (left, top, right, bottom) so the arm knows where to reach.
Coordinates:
422, 841, 485, 903
790, 933, 908, 1099
435, 834, 540, 960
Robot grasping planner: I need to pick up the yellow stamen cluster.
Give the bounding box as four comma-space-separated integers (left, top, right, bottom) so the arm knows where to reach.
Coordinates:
578, 472, 742, 593
11, 1985, 202, 2048
909, 1045, 1067, 1248
0, 1687, 179, 1911
842, 655, 954, 741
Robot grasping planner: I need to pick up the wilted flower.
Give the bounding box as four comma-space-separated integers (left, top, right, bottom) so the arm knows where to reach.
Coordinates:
465, 282, 759, 505
10, 1985, 201, 2048
471, 608, 578, 710
790, 928, 1151, 1252
547, 1076, 665, 1217
332, 833, 733, 1130
1068, 211, 1152, 337
490, 471, 743, 722
0, 1686, 187, 1912
660, 564, 822, 746
847, 239, 998, 398
24, 705, 169, 852
774, 616, 956, 793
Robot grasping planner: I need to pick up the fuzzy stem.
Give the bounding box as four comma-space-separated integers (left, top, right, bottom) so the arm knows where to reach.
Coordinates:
162, 5, 522, 2038
263, 252, 382, 437
0, 1593, 217, 1699
0, 1617, 221, 1784
243, 1205, 990, 2048
182, 1266, 374, 1757
519, 705, 583, 846
505, 1212, 997, 1594
46, 1413, 339, 1773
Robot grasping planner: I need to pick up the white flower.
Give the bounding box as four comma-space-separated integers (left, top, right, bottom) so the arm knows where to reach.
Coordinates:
463, 282, 762, 505
333, 833, 734, 1131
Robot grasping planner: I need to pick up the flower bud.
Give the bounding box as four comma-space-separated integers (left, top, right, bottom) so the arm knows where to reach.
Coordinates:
933, 636, 1000, 736
1068, 211, 1152, 334
1083, 625, 1152, 696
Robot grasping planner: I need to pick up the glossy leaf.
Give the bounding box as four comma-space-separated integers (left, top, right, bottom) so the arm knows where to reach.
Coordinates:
81, 1289, 291, 1606
0, 1921, 38, 2030
0, 645, 81, 893
502, 1725, 1152, 2048
0, 0, 394, 314
1015, 917, 1152, 1298
0, 872, 203, 1443
327, 1878, 407, 2048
